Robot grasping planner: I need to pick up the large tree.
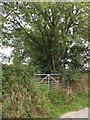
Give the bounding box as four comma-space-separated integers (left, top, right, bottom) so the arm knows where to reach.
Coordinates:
2, 2, 89, 73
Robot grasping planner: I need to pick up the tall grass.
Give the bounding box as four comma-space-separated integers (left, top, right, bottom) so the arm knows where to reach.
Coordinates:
2, 73, 88, 118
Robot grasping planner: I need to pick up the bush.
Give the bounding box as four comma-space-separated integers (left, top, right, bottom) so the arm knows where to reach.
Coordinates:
2, 64, 53, 118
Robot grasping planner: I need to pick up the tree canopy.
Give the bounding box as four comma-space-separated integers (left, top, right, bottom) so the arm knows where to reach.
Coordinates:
2, 2, 89, 73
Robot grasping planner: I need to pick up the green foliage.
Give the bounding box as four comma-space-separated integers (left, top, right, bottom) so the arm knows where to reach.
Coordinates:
2, 64, 53, 118
1, 2, 89, 118
2, 63, 34, 95
2, 64, 88, 118
2, 2, 89, 73
48, 89, 66, 105
61, 69, 78, 84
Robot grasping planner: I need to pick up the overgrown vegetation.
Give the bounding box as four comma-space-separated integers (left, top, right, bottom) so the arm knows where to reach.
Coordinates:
1, 2, 89, 118
2, 2, 89, 73
2, 64, 88, 118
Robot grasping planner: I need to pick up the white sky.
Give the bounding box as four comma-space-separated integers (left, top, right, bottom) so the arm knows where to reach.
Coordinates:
0, 47, 13, 63
0, 47, 13, 56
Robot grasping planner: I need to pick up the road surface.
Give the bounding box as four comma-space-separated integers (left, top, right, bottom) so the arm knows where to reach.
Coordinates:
60, 108, 89, 118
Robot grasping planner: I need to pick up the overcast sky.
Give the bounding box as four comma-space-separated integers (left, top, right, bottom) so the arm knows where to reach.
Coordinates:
0, 47, 13, 64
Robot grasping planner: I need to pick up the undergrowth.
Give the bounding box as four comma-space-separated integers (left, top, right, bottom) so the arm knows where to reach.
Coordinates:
2, 67, 88, 118
2, 77, 88, 118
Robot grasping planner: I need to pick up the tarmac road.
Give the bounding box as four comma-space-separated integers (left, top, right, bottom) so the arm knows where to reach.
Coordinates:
60, 108, 89, 118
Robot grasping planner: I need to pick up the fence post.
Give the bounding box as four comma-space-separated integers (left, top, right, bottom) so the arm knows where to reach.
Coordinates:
47, 74, 50, 97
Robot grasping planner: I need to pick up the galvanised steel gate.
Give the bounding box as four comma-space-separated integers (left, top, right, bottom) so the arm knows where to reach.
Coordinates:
35, 74, 61, 97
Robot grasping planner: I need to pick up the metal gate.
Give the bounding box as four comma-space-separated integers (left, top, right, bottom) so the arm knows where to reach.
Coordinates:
35, 74, 61, 97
